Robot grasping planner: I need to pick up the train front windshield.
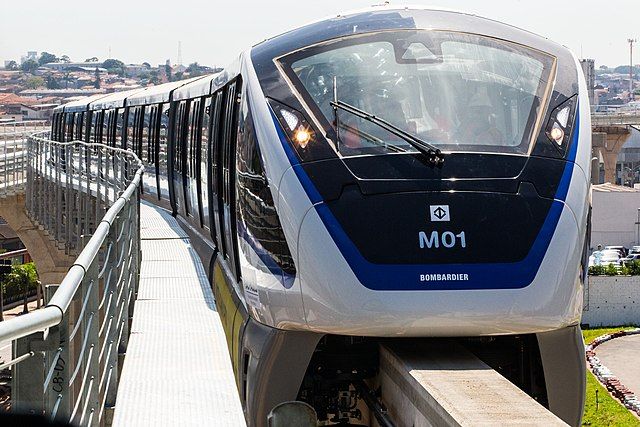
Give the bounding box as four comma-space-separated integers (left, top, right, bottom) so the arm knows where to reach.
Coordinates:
280, 30, 556, 156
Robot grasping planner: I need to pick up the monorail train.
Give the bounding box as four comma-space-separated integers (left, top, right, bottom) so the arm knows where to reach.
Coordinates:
52, 6, 591, 426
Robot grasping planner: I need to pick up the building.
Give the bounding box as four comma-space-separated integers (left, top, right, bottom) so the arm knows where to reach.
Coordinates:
591, 183, 640, 249
20, 51, 38, 64
20, 103, 58, 120
0, 93, 39, 117
580, 59, 596, 106
39, 62, 107, 72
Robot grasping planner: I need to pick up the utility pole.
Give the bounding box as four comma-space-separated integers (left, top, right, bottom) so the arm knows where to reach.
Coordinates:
629, 38, 637, 101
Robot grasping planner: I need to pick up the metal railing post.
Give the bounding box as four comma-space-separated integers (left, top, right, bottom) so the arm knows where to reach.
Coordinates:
44, 284, 71, 422
102, 225, 119, 421
12, 334, 45, 415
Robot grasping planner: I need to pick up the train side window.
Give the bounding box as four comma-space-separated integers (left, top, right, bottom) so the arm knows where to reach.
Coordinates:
91, 111, 100, 143
65, 113, 74, 142
52, 113, 60, 141
135, 106, 145, 158
126, 107, 136, 151
201, 96, 212, 231
116, 108, 125, 149
174, 101, 186, 174
142, 106, 152, 163
102, 110, 111, 145
142, 105, 159, 197
158, 103, 170, 199
221, 78, 242, 281
210, 91, 225, 250
75, 112, 84, 140
58, 113, 66, 141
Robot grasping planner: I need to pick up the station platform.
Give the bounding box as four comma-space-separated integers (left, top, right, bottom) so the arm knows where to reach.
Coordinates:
112, 202, 245, 426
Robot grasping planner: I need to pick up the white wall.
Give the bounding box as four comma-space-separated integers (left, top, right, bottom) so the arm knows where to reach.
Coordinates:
591, 190, 640, 249
582, 276, 640, 327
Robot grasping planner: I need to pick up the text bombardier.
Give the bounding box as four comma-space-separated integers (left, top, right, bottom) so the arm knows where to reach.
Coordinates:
420, 273, 469, 282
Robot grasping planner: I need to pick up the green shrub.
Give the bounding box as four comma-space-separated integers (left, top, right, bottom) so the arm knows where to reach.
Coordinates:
627, 260, 640, 275
604, 263, 619, 276
589, 265, 605, 275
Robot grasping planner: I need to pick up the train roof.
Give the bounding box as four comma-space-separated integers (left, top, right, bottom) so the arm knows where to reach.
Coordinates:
57, 93, 110, 113
126, 76, 208, 107
89, 87, 147, 111
173, 73, 219, 101
251, 6, 567, 67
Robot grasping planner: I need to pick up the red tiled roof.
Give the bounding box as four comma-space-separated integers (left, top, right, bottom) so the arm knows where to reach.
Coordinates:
0, 93, 38, 105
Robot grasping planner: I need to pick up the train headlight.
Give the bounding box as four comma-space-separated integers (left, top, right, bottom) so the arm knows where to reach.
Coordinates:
294, 128, 312, 147
549, 124, 564, 145
268, 98, 315, 151
544, 95, 577, 155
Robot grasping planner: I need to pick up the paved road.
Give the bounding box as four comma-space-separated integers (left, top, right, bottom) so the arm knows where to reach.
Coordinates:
597, 335, 640, 394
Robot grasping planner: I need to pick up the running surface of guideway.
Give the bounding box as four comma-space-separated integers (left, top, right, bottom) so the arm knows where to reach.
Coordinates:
0, 126, 575, 426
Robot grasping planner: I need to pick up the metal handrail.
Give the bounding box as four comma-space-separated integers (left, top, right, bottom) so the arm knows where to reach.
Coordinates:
0, 131, 143, 426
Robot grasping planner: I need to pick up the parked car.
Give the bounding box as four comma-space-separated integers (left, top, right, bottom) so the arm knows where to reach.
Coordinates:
599, 250, 622, 266
630, 246, 640, 255
604, 246, 628, 257
621, 254, 640, 265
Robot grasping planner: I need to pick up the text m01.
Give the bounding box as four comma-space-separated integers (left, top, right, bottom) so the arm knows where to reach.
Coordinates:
418, 231, 466, 249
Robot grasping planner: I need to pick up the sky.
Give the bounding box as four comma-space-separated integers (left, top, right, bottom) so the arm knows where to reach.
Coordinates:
1, 0, 638, 69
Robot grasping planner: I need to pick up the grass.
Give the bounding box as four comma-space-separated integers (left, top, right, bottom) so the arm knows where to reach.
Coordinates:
582, 326, 640, 426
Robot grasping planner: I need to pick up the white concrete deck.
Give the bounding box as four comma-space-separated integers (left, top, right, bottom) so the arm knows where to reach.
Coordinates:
112, 202, 245, 426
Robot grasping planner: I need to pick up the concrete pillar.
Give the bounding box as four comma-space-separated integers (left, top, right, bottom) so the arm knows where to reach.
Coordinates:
592, 126, 631, 184
0, 194, 73, 284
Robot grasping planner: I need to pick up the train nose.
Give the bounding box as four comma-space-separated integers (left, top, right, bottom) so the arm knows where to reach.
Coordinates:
319, 183, 558, 291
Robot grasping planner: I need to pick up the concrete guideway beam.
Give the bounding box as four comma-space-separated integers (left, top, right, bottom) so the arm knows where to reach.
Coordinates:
379, 341, 567, 426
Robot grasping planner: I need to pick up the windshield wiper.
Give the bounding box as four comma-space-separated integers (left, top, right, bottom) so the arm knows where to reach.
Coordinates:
330, 99, 445, 166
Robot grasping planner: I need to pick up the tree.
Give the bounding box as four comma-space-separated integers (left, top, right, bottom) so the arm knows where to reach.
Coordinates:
5, 263, 39, 314
60, 55, 71, 63
21, 59, 39, 74
24, 76, 45, 89
62, 71, 72, 89
94, 67, 101, 89
102, 58, 125, 76
5, 60, 18, 71
149, 70, 160, 85
614, 65, 640, 75
142, 62, 151, 68
186, 62, 204, 77
38, 51, 58, 66
0, 260, 11, 321
45, 74, 60, 89
85, 57, 99, 62
164, 60, 172, 81
173, 71, 184, 81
